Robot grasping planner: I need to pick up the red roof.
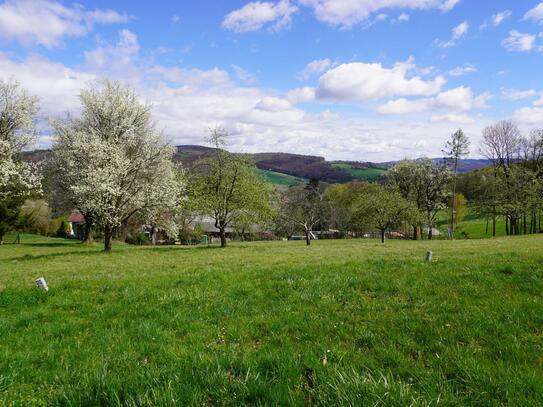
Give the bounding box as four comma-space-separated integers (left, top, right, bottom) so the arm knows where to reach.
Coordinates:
68, 212, 85, 224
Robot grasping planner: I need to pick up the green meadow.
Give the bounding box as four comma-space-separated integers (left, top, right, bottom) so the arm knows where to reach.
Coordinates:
330, 163, 387, 181
254, 168, 307, 188
1, 234, 542, 405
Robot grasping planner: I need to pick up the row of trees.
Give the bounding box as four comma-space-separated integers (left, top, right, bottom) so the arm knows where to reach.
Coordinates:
1, 78, 542, 250
472, 121, 543, 236
0, 79, 275, 250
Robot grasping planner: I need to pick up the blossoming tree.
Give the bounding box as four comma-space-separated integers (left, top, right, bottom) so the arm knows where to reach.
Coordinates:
49, 80, 182, 251
0, 79, 41, 244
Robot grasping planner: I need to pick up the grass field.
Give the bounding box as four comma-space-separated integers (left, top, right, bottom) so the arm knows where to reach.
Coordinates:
255, 168, 306, 188
331, 163, 387, 181
1, 234, 543, 405
435, 210, 508, 239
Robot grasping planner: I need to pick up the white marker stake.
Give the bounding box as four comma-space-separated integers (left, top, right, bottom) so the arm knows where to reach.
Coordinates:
426, 251, 433, 263
35, 277, 49, 291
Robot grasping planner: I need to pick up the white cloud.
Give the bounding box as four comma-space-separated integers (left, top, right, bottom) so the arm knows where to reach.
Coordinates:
298, 58, 334, 80
513, 106, 543, 124
448, 64, 476, 76
524, 2, 543, 23
480, 10, 511, 30
313, 60, 445, 102
222, 0, 298, 32
430, 114, 475, 124
502, 30, 541, 52
0, 0, 128, 48
440, 0, 460, 12
453, 21, 469, 39
377, 86, 491, 114
0, 52, 95, 115
286, 86, 317, 103
391, 13, 410, 23
501, 89, 538, 101
171, 15, 180, 23
298, 0, 459, 29
231, 64, 257, 84
0, 31, 492, 161
436, 20, 469, 48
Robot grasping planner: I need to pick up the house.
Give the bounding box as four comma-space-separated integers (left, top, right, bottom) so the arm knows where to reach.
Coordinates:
68, 212, 86, 240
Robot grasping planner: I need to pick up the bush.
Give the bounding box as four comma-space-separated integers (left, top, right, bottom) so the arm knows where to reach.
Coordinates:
125, 232, 151, 246
56, 220, 71, 238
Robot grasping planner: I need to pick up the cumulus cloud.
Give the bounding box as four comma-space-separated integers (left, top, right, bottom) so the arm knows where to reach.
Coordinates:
286, 86, 316, 103
0, 0, 128, 48
222, 0, 298, 32
377, 86, 491, 114
524, 2, 543, 23
297, 0, 459, 29
0, 30, 491, 161
313, 60, 445, 102
298, 58, 334, 80
513, 106, 543, 124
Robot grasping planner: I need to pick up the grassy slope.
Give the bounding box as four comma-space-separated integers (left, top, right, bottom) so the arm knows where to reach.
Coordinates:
331, 162, 387, 181
255, 168, 306, 188
436, 210, 508, 239
1, 234, 542, 405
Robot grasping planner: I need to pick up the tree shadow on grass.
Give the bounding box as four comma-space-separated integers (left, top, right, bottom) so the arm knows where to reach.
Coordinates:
6, 249, 106, 262
147, 244, 234, 254
22, 242, 80, 248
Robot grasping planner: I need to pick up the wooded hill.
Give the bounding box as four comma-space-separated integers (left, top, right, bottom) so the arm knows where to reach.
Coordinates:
24, 145, 492, 186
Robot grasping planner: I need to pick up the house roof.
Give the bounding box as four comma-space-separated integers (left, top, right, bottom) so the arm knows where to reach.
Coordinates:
68, 212, 85, 224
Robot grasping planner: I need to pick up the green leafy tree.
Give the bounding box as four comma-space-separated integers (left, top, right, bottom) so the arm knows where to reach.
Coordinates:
279, 179, 326, 246
193, 128, 273, 247
387, 159, 450, 240
443, 128, 470, 239
353, 184, 420, 243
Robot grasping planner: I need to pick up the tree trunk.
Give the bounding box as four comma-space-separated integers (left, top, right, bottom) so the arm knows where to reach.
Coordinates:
492, 214, 496, 237
505, 218, 509, 236
413, 224, 418, 240
428, 226, 433, 240
83, 216, 94, 244
380, 229, 385, 244
305, 230, 311, 246
151, 226, 157, 245
0, 232, 4, 245
104, 225, 113, 252
219, 228, 227, 247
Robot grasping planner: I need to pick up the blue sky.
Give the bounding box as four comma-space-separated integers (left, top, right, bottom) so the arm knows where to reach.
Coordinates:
1, 0, 542, 160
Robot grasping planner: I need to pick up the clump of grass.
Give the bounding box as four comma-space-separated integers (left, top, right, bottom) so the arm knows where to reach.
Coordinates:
499, 265, 515, 275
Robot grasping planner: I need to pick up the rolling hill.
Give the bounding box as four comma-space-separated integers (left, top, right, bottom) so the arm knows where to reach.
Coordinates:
23, 145, 492, 187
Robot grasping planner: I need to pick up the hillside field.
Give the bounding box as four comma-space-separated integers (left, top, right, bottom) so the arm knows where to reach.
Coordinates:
330, 162, 388, 181
255, 168, 306, 188
1, 234, 542, 405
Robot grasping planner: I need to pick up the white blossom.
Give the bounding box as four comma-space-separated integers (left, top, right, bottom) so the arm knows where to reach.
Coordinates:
49, 80, 184, 249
